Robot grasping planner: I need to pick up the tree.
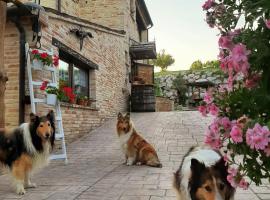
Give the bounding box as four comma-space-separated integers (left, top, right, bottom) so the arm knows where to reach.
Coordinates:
0, 0, 8, 129
173, 73, 187, 105
190, 60, 203, 70
150, 49, 175, 72
203, 60, 220, 69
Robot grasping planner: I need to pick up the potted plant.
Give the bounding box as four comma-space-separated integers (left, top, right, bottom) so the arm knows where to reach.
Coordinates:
40, 82, 76, 105
40, 81, 59, 106
62, 86, 76, 104
31, 49, 59, 69
77, 95, 88, 106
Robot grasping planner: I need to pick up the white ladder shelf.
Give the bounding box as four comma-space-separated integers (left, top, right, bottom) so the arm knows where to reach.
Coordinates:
25, 43, 68, 164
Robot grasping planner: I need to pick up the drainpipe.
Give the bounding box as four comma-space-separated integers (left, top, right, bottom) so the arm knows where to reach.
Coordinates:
9, 17, 26, 124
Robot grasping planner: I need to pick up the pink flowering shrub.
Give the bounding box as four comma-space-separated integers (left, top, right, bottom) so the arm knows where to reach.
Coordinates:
201, 0, 270, 189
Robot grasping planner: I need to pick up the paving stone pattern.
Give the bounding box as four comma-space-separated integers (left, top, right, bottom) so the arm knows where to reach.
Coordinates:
0, 112, 269, 200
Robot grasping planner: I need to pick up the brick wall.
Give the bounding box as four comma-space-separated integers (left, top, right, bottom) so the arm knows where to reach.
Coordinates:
137, 65, 153, 84
4, 22, 20, 129
156, 97, 174, 112
79, 0, 125, 30
4, 11, 130, 142
44, 14, 129, 118
3, 0, 149, 142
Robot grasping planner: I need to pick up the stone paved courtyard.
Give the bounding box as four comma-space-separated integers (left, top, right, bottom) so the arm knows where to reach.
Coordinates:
0, 112, 269, 200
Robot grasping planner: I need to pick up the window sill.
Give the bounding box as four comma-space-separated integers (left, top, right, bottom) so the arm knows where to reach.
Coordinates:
60, 102, 99, 111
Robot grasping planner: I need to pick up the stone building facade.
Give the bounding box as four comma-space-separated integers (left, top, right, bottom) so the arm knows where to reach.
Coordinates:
4, 0, 156, 143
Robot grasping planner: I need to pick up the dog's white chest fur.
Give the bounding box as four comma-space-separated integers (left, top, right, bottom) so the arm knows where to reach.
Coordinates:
118, 130, 132, 154
20, 123, 51, 170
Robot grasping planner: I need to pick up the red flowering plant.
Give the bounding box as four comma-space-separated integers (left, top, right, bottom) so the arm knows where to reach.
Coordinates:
31, 49, 59, 67
201, 0, 270, 189
40, 81, 75, 103
61, 86, 76, 104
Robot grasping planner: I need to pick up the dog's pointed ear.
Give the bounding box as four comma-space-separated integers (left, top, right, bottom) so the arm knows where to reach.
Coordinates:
47, 110, 55, 123
214, 158, 227, 170
30, 113, 38, 123
125, 112, 130, 120
191, 158, 205, 174
213, 158, 229, 179
118, 112, 123, 119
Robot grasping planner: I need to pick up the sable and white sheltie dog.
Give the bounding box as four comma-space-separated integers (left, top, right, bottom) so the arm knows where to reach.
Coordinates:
0, 111, 55, 195
173, 146, 235, 200
116, 112, 162, 168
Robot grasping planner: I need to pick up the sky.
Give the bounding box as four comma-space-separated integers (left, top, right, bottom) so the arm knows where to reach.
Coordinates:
144, 0, 220, 71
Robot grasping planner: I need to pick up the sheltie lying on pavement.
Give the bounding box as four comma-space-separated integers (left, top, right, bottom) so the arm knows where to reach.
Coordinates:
0, 111, 55, 195
173, 146, 235, 200
116, 112, 162, 168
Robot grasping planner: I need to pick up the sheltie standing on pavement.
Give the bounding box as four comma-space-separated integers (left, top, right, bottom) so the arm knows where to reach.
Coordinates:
116, 112, 162, 168
173, 146, 235, 200
0, 111, 55, 195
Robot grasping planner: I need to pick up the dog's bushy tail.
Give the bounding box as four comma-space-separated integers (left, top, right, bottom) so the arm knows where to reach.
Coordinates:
146, 157, 163, 168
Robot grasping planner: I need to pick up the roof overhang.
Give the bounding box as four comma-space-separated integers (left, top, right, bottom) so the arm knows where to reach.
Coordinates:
130, 41, 157, 60
136, 0, 153, 29
52, 38, 99, 70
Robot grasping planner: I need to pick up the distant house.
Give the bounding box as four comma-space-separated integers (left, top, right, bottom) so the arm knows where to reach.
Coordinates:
4, 0, 156, 142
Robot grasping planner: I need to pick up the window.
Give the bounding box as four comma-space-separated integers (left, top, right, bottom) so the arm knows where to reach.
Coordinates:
59, 59, 89, 97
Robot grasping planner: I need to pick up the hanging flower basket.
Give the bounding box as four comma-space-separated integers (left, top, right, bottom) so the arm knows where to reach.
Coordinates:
46, 93, 57, 106
31, 49, 59, 69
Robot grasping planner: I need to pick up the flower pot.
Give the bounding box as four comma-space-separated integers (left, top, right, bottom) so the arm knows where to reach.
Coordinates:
87, 100, 92, 107
32, 59, 43, 70
47, 94, 57, 105
77, 99, 84, 106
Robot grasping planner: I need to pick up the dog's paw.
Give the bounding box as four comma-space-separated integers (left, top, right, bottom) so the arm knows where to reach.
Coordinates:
16, 187, 26, 195
126, 162, 133, 166
25, 182, 37, 188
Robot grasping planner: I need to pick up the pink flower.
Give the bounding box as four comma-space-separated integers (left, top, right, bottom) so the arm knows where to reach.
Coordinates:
246, 123, 270, 150
204, 130, 221, 149
198, 105, 208, 116
265, 19, 270, 29
203, 91, 213, 104
230, 125, 243, 143
227, 175, 237, 188
264, 145, 270, 157
209, 119, 219, 133
228, 29, 241, 37
202, 0, 214, 10
220, 117, 232, 131
218, 36, 233, 49
228, 167, 238, 176
231, 43, 250, 63
227, 167, 238, 188
244, 73, 261, 89
227, 74, 235, 90
209, 103, 219, 116
238, 178, 249, 190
